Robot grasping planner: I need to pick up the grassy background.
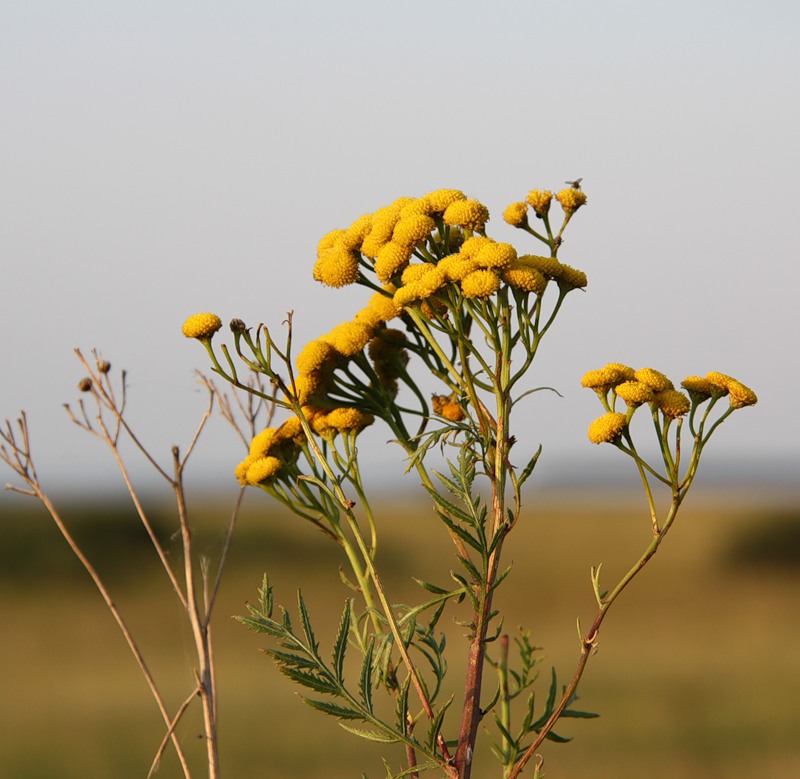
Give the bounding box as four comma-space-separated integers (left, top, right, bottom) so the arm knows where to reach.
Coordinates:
1, 484, 799, 778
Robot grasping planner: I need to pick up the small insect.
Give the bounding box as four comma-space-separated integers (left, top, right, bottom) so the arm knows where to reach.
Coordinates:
565, 177, 583, 189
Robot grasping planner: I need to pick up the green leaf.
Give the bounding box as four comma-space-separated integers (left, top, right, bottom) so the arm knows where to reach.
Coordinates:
395, 675, 410, 733
560, 708, 600, 719
339, 724, 400, 743
413, 578, 450, 595
304, 698, 364, 720
276, 666, 339, 695
359, 639, 375, 713
297, 590, 319, 656
426, 696, 453, 752
235, 615, 285, 637
333, 600, 352, 683
266, 649, 318, 669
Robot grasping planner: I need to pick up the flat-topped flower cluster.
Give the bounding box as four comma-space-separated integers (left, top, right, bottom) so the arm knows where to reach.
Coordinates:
582, 363, 757, 444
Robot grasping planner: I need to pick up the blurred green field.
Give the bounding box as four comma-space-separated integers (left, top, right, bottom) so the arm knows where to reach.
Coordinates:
1, 484, 799, 778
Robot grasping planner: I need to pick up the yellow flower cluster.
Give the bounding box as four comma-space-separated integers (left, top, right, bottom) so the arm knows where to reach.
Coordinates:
583, 364, 757, 441
582, 362, 692, 427
182, 313, 223, 339
235, 416, 305, 486
312, 187, 587, 311
284, 290, 407, 441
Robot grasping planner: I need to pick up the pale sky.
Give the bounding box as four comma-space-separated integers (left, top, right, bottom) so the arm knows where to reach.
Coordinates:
2, 0, 798, 497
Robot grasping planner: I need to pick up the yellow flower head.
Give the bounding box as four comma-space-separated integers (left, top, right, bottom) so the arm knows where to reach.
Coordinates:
287, 372, 323, 406
249, 427, 277, 457
424, 188, 466, 213
296, 339, 338, 376
502, 264, 547, 295
475, 241, 517, 270
323, 320, 374, 357
355, 290, 401, 327
317, 229, 346, 256
399, 198, 435, 218
706, 372, 757, 408
461, 269, 501, 299
526, 190, 553, 218
556, 187, 588, 215
681, 376, 715, 403
554, 262, 588, 290
503, 202, 529, 227
341, 214, 373, 251
275, 415, 304, 443
615, 380, 655, 407
518, 255, 561, 278
727, 379, 758, 409
634, 368, 674, 392
459, 235, 492, 260
581, 366, 628, 391
244, 456, 282, 486
393, 214, 436, 247
313, 245, 360, 288
439, 255, 479, 282
588, 412, 627, 444
654, 389, 691, 419
374, 241, 413, 282
182, 313, 223, 339
604, 363, 636, 381
361, 201, 408, 258
234, 455, 254, 486
443, 199, 490, 231
416, 266, 447, 298
401, 263, 432, 285
393, 283, 425, 309
324, 407, 374, 433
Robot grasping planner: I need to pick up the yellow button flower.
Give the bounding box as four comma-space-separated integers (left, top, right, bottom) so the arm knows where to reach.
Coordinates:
588, 412, 627, 444
615, 381, 655, 407
443, 199, 490, 231
461, 269, 501, 299
526, 190, 553, 218
654, 389, 691, 418
555, 187, 588, 215
182, 313, 223, 339
503, 202, 529, 227
634, 367, 674, 392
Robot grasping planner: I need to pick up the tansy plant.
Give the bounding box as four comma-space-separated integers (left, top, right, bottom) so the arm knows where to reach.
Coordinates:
183, 184, 757, 779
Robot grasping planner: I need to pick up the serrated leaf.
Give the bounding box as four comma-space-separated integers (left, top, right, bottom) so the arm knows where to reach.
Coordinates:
277, 666, 339, 695
333, 600, 351, 683
304, 698, 364, 720
359, 640, 375, 713
235, 615, 285, 637
266, 649, 318, 669
432, 469, 465, 499
257, 573, 273, 616
297, 590, 318, 655
339, 723, 401, 743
